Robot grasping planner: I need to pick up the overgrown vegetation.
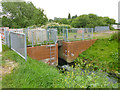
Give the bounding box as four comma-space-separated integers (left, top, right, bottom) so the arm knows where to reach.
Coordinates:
74, 32, 119, 77
2, 42, 119, 88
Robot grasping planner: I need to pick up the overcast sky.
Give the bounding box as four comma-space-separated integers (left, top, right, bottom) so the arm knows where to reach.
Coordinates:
24, 0, 119, 23
1, 0, 120, 22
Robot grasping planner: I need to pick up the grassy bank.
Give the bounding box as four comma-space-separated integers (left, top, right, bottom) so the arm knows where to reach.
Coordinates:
75, 32, 119, 75
2, 45, 63, 88
2, 44, 119, 88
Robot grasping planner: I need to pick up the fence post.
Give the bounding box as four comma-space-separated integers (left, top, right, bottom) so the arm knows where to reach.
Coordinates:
25, 33, 27, 61
10, 32, 12, 49
63, 28, 65, 41
4, 28, 7, 44
91, 28, 93, 39
47, 29, 49, 42
0, 33, 2, 52
82, 29, 84, 40
66, 27, 68, 41
8, 31, 10, 48
32, 30, 34, 47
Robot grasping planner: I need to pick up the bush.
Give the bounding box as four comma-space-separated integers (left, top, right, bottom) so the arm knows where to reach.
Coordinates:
53, 65, 118, 88
109, 32, 118, 40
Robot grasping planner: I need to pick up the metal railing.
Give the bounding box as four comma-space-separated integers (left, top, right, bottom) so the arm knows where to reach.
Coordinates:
47, 28, 57, 43
26, 29, 47, 47
63, 28, 93, 41
10, 32, 27, 61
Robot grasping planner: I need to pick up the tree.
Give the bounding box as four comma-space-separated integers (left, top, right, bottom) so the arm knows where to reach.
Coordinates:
71, 14, 116, 28
1, 0, 48, 28
71, 14, 89, 28
68, 13, 71, 19
58, 18, 68, 24
72, 15, 77, 19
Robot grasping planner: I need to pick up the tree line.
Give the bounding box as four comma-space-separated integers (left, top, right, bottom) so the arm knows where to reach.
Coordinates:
1, 0, 116, 29
52, 13, 116, 29
1, 0, 48, 28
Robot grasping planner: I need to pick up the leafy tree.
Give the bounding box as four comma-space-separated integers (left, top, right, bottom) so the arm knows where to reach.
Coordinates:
72, 14, 77, 19
68, 13, 71, 19
71, 14, 116, 28
58, 18, 68, 24
1, 0, 48, 28
71, 14, 89, 28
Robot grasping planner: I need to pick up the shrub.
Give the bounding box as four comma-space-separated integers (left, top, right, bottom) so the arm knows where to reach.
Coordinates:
109, 32, 118, 40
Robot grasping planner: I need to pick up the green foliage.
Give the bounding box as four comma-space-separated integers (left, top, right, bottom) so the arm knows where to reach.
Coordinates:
72, 14, 77, 19
2, 45, 61, 88
1, 0, 48, 28
109, 32, 119, 41
58, 18, 69, 24
74, 37, 118, 75
71, 14, 116, 28
68, 13, 71, 19
53, 66, 118, 88
2, 45, 118, 88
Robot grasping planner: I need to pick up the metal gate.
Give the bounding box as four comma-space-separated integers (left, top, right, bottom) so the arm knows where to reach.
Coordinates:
10, 32, 27, 61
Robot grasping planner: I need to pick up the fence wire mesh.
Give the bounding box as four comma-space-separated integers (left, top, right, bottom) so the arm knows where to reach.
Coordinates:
10, 32, 27, 61
26, 29, 47, 46
5, 30, 10, 47
63, 28, 93, 41
83, 28, 93, 39
95, 26, 110, 32
47, 28, 57, 43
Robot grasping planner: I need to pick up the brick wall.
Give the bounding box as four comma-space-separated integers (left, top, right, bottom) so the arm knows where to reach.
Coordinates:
27, 44, 58, 66
58, 39, 97, 63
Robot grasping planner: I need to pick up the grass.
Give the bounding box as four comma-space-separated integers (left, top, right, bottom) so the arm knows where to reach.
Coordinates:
2, 31, 119, 88
74, 32, 119, 75
0, 52, 1, 90
2, 45, 62, 88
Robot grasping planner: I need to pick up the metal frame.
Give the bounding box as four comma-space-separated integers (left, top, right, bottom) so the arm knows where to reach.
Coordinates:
10, 31, 27, 61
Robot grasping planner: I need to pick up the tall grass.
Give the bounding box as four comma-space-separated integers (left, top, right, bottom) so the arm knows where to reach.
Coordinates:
2, 45, 62, 88
74, 32, 119, 75
2, 32, 119, 88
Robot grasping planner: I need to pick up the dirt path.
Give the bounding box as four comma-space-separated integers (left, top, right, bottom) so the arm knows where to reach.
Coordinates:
2, 60, 18, 76
0, 54, 18, 89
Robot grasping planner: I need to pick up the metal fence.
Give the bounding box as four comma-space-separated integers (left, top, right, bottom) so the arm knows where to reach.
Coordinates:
63, 28, 93, 41
4, 30, 10, 47
26, 29, 47, 47
10, 32, 27, 61
47, 28, 57, 43
95, 26, 110, 32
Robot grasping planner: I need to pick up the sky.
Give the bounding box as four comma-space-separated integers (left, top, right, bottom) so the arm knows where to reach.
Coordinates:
0, 0, 119, 23
24, 0, 120, 23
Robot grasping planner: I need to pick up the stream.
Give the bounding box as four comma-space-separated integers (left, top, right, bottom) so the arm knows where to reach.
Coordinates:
57, 58, 119, 84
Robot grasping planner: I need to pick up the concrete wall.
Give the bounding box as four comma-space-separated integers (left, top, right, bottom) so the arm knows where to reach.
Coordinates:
27, 44, 58, 66
59, 39, 97, 63
0, 33, 2, 52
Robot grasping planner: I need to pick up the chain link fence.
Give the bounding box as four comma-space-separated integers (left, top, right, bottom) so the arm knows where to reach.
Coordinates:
10, 32, 27, 61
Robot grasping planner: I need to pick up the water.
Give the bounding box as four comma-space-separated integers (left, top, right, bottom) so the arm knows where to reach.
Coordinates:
57, 58, 118, 84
